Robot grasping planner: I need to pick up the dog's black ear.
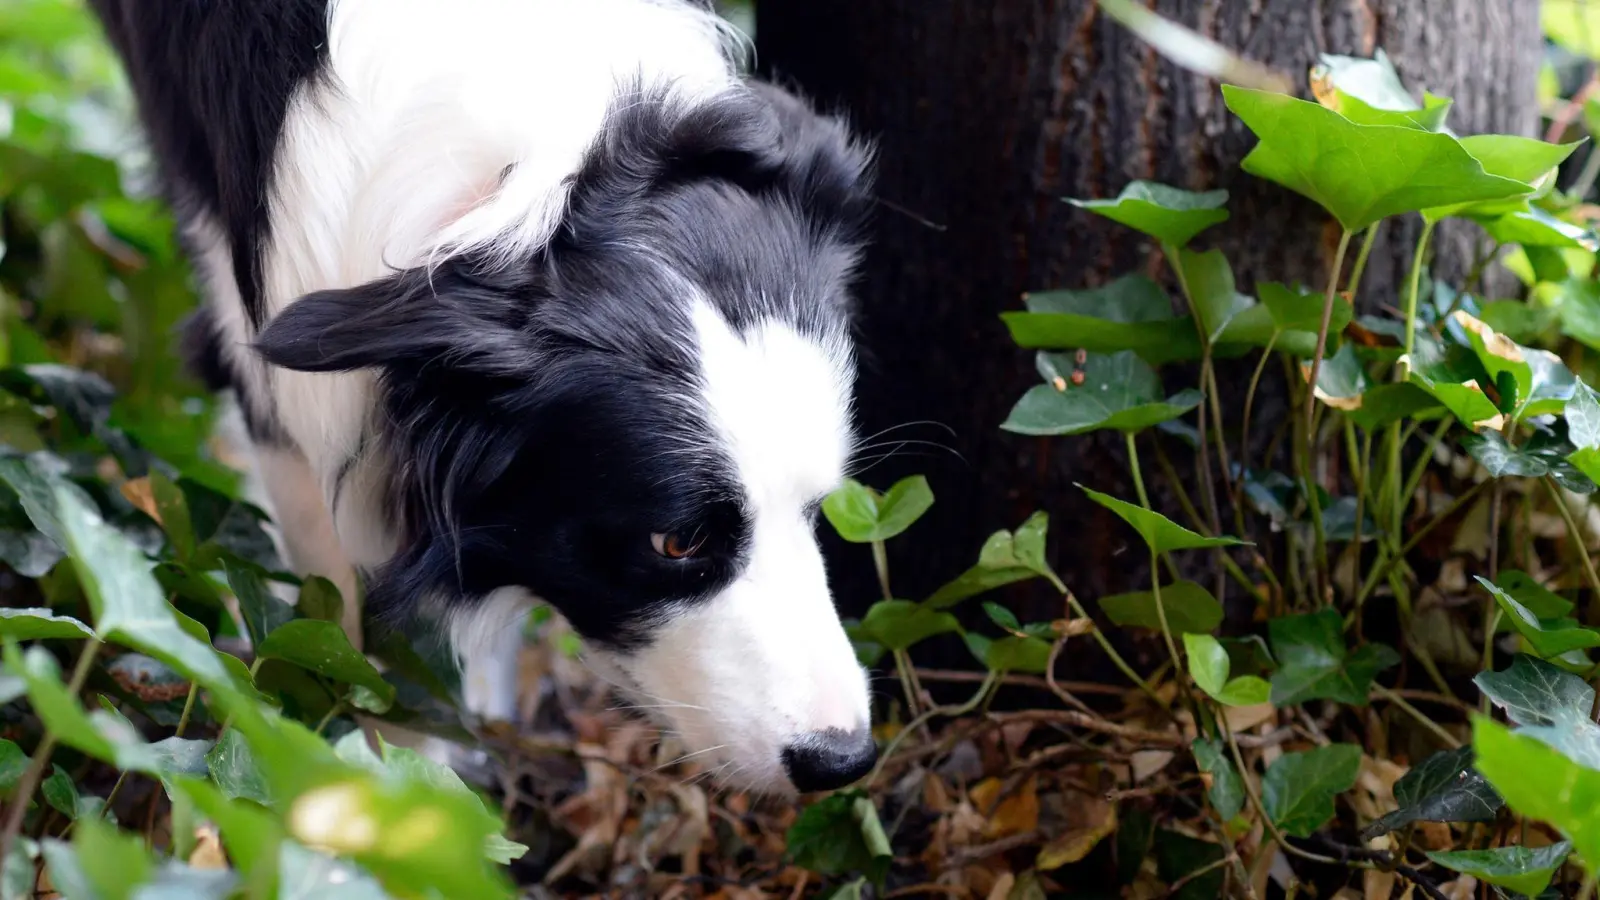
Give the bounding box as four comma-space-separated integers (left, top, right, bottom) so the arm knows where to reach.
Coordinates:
742, 79, 876, 239
254, 267, 536, 376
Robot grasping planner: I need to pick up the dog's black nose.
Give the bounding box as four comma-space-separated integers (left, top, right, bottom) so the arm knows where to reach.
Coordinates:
781, 728, 878, 792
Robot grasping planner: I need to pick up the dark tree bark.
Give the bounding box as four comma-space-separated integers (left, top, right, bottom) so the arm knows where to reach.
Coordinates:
756, 2, 1542, 656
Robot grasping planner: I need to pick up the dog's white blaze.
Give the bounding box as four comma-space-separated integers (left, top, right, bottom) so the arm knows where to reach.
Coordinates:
599, 301, 868, 790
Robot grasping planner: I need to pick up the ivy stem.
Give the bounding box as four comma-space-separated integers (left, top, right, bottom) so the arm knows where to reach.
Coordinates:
175, 683, 199, 739
1302, 228, 1354, 429
1164, 240, 1229, 603
1354, 479, 1489, 611
1401, 219, 1437, 370
870, 540, 892, 600
1043, 568, 1166, 713
1128, 432, 1193, 719
866, 671, 997, 789
1371, 685, 1460, 749
1220, 712, 1345, 867
1347, 222, 1381, 299
1234, 338, 1278, 521
0, 637, 104, 865
313, 701, 346, 736
1544, 476, 1600, 598
1297, 228, 1353, 603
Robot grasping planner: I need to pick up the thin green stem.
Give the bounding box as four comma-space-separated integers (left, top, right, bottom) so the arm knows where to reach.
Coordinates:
1164, 241, 1225, 543
1575, 144, 1600, 201
0, 637, 103, 864
1354, 479, 1489, 610
893, 649, 923, 719
1303, 228, 1355, 428
1545, 476, 1600, 598
1043, 568, 1166, 712
1127, 431, 1153, 508
1402, 220, 1438, 369
1577, 870, 1598, 900
1399, 419, 1454, 516
175, 683, 198, 739
1480, 608, 1502, 713
867, 672, 997, 788
313, 701, 345, 736
1347, 222, 1381, 299
1234, 338, 1278, 530
870, 541, 892, 600
1220, 713, 1345, 866
1371, 684, 1460, 749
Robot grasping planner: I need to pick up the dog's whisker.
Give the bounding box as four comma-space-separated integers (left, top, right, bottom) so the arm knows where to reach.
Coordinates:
656, 743, 728, 771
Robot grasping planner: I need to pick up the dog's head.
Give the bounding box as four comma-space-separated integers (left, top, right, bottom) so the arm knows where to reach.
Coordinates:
256, 82, 878, 794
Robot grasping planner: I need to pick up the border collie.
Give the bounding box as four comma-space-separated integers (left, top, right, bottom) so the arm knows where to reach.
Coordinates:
87, 0, 878, 795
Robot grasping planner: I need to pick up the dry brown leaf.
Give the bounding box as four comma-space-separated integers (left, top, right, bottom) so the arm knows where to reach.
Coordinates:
1036, 796, 1116, 870
1364, 867, 1397, 900
1224, 703, 1277, 733
986, 872, 1016, 900
1130, 750, 1174, 783
1441, 875, 1478, 900
188, 826, 229, 869
119, 477, 160, 524
971, 776, 1040, 838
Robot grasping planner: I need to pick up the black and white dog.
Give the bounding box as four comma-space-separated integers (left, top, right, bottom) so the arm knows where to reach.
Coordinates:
87, 0, 877, 794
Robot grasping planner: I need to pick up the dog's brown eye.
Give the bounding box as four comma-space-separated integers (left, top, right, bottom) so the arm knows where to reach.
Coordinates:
651, 530, 706, 559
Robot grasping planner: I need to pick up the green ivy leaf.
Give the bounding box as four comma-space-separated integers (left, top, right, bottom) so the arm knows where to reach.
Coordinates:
1065, 181, 1229, 247
208, 728, 273, 807
1475, 654, 1600, 769
1478, 576, 1600, 662
45, 817, 154, 900
226, 557, 293, 649
1191, 738, 1244, 820
1222, 86, 1530, 232
50, 479, 243, 693
1001, 275, 1201, 366
148, 470, 195, 561
1098, 581, 1223, 634
925, 513, 1052, 609
170, 777, 284, 883
1268, 609, 1399, 707
1425, 136, 1581, 223
1249, 283, 1354, 357
1341, 384, 1443, 431
1261, 743, 1363, 838
1362, 746, 1503, 838
0, 607, 92, 641
1310, 51, 1452, 130
822, 476, 934, 543
40, 765, 77, 819
1176, 248, 1251, 343
1473, 717, 1600, 880
1182, 633, 1270, 707
255, 620, 396, 711
787, 791, 892, 884
1427, 842, 1572, 897
1547, 0, 1600, 57
1496, 571, 1576, 620
297, 576, 345, 625
1570, 381, 1600, 452
1004, 351, 1202, 436
982, 634, 1054, 674
1480, 207, 1599, 251
1080, 485, 1249, 554
0, 739, 27, 794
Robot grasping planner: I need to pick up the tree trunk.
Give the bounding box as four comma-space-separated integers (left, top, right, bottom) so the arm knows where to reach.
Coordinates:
757, 2, 1542, 661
